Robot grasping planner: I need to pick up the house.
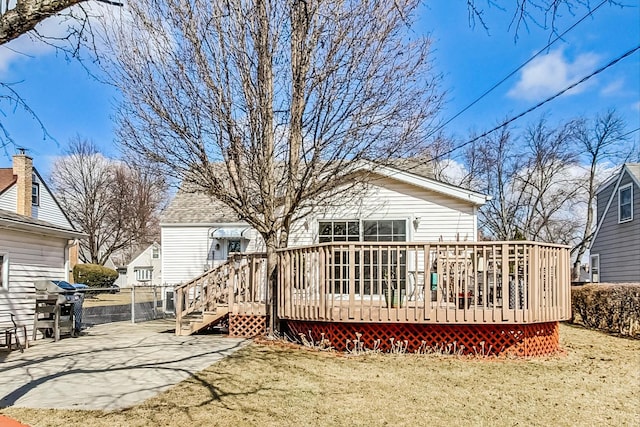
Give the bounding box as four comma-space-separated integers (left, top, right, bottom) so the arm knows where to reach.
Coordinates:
161, 162, 490, 287
166, 161, 572, 357
115, 242, 162, 288
0, 151, 83, 342
589, 163, 640, 283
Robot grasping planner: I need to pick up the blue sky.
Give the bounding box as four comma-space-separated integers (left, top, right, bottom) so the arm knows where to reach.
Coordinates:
0, 1, 638, 176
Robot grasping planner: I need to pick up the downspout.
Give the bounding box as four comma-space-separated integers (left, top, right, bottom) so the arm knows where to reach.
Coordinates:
65, 239, 79, 282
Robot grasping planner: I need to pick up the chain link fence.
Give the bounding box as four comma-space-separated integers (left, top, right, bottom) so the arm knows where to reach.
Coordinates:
79, 285, 175, 328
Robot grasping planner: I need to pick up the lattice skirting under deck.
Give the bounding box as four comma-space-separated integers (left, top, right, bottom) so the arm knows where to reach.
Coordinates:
229, 314, 268, 338
286, 321, 560, 357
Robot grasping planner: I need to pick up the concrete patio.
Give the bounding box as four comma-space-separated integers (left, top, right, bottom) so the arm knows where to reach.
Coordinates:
0, 319, 246, 411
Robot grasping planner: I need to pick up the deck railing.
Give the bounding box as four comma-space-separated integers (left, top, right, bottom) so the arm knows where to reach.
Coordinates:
175, 253, 269, 325
276, 241, 571, 324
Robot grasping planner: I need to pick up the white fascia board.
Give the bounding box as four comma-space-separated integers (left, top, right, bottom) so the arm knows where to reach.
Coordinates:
357, 161, 491, 206
0, 218, 86, 239
160, 222, 251, 227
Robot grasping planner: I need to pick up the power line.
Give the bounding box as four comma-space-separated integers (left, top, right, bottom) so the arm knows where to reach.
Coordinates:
619, 127, 640, 140
431, 0, 609, 137
431, 44, 640, 161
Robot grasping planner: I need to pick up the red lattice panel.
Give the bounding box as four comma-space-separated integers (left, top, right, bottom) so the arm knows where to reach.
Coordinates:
229, 315, 267, 338
286, 321, 559, 357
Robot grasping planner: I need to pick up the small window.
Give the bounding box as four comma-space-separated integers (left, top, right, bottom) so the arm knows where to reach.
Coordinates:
618, 184, 633, 223
0, 254, 8, 288
228, 240, 241, 253
363, 220, 407, 242
135, 268, 152, 282
590, 254, 600, 283
32, 182, 40, 206
152, 246, 159, 259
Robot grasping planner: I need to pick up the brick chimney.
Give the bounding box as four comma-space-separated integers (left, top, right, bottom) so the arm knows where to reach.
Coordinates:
13, 150, 33, 217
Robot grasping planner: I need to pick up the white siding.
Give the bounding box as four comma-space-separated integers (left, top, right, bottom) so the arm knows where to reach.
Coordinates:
32, 173, 73, 229
0, 185, 17, 211
126, 244, 163, 287
161, 177, 478, 286
288, 177, 476, 245
161, 226, 211, 286
0, 229, 67, 339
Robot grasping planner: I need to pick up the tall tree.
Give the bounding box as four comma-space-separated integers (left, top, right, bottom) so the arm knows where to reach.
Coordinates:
101, 0, 444, 332
570, 110, 629, 280
50, 136, 167, 265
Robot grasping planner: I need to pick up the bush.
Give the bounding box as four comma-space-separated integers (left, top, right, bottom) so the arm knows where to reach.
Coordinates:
571, 284, 640, 337
73, 263, 119, 290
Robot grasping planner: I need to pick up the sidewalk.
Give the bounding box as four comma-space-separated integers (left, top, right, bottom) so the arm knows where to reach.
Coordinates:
0, 319, 246, 411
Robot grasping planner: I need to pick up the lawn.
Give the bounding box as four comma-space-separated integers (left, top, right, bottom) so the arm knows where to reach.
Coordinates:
3, 323, 639, 427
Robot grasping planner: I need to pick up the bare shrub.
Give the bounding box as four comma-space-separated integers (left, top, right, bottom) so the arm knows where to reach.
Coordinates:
571, 284, 640, 337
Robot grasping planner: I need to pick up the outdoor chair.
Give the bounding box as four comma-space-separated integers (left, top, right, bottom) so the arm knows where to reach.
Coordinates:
2, 313, 28, 353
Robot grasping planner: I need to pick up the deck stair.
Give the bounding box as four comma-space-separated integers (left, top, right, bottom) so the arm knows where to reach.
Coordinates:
178, 306, 229, 336
175, 253, 268, 336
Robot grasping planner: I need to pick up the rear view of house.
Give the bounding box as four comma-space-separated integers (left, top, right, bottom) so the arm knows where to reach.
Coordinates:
590, 163, 640, 283
0, 151, 83, 343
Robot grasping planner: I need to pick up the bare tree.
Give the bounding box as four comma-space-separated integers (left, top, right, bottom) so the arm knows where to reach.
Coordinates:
465, 0, 624, 39
50, 136, 167, 265
570, 110, 629, 280
464, 117, 581, 242
100, 0, 444, 332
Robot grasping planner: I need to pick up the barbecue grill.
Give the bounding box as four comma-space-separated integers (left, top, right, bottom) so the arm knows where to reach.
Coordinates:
33, 280, 80, 341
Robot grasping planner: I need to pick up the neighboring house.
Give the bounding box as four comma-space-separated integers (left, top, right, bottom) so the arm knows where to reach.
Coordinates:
0, 152, 83, 340
161, 162, 490, 287
589, 163, 640, 283
116, 242, 162, 288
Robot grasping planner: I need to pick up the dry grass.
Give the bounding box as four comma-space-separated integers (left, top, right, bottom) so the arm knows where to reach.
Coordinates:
3, 323, 639, 427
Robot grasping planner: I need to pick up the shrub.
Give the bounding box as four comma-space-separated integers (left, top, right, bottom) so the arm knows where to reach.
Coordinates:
73, 263, 119, 290
571, 284, 640, 337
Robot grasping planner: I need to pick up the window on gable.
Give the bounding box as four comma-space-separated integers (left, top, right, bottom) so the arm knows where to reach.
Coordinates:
32, 182, 40, 206
619, 184, 633, 223
152, 246, 159, 259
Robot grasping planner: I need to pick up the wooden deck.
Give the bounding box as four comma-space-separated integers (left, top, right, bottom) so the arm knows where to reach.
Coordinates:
175, 241, 571, 335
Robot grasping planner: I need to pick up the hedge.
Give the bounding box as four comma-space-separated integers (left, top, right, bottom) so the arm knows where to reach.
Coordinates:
571, 284, 640, 337
73, 263, 119, 289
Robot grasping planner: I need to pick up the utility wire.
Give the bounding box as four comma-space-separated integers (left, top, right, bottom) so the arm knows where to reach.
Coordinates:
431, 44, 640, 161
431, 0, 609, 138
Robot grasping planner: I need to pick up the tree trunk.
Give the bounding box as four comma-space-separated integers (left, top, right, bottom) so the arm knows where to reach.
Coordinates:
265, 234, 279, 336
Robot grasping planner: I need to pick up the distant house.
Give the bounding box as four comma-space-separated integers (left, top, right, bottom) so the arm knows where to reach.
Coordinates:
0, 152, 83, 340
116, 242, 162, 288
161, 162, 490, 287
589, 163, 640, 283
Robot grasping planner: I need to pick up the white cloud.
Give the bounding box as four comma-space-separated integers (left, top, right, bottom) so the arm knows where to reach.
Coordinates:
508, 48, 600, 101
600, 78, 625, 96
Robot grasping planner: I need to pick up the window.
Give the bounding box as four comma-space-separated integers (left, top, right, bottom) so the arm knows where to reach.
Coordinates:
590, 254, 600, 283
0, 254, 8, 288
318, 221, 360, 243
135, 268, 152, 282
363, 220, 406, 241
228, 239, 241, 253
152, 246, 159, 259
32, 182, 40, 206
619, 184, 633, 223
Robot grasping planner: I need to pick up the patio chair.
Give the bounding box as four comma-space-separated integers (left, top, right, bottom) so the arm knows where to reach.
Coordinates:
2, 313, 28, 353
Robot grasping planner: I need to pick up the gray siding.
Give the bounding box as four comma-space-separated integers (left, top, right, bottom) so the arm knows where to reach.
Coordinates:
591, 170, 640, 282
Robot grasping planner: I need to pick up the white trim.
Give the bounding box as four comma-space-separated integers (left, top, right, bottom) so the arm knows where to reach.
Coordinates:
590, 169, 625, 249
0, 252, 8, 289
590, 254, 600, 283
618, 183, 633, 223
356, 161, 490, 206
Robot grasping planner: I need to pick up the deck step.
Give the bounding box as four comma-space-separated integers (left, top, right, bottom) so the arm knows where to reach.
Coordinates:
176, 306, 229, 336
